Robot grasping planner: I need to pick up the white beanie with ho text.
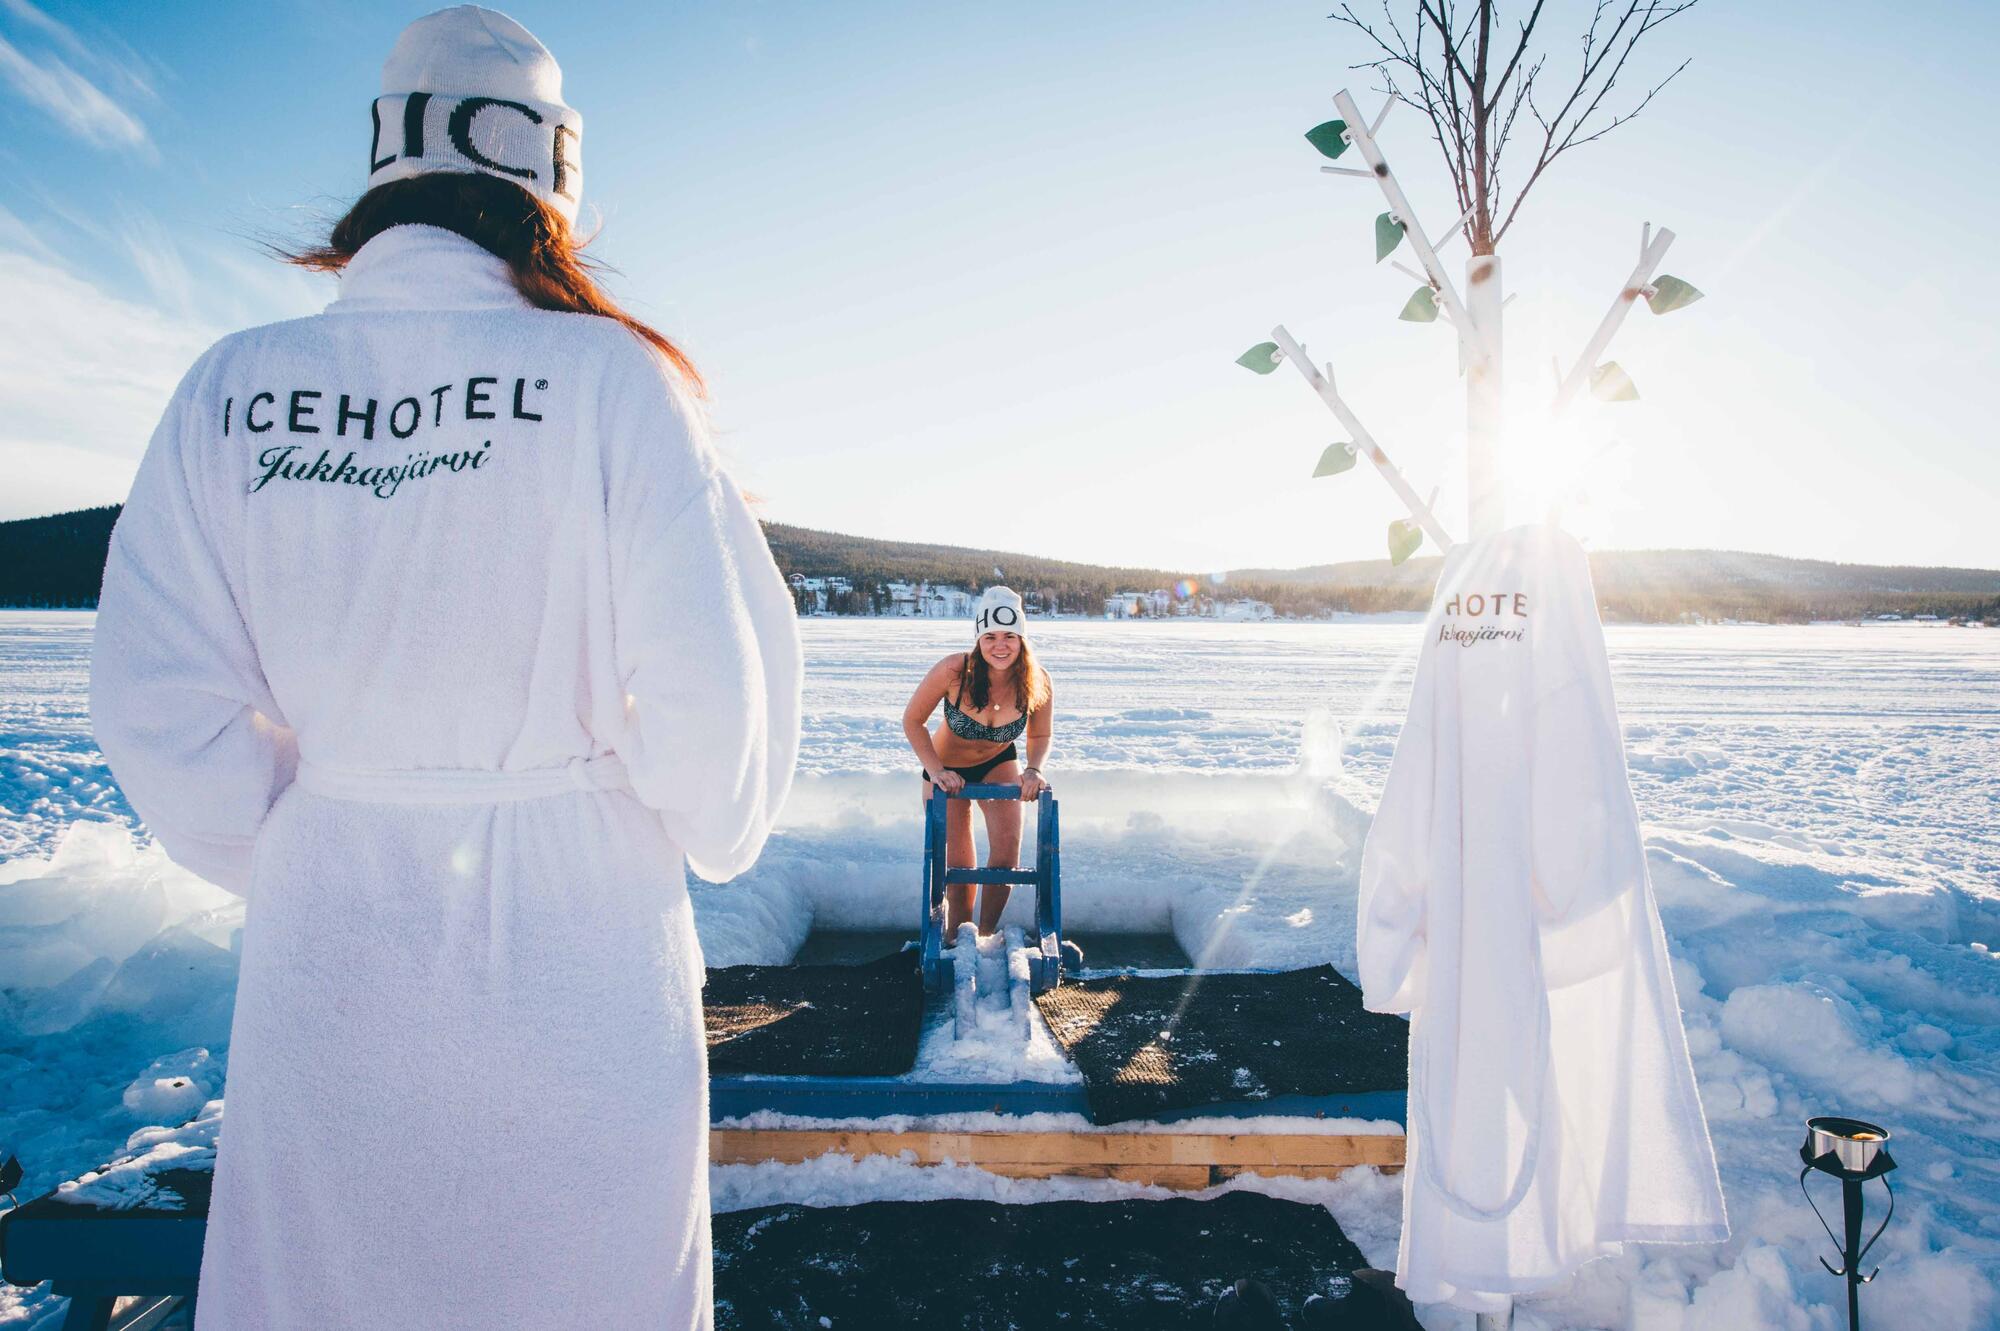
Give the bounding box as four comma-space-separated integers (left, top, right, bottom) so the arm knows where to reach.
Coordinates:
973, 587, 1027, 638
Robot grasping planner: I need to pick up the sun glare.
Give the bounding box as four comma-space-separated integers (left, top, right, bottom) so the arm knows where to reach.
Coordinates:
1503, 407, 1618, 539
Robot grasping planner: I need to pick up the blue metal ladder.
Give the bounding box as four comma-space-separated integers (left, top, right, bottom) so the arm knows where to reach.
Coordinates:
918, 784, 1062, 995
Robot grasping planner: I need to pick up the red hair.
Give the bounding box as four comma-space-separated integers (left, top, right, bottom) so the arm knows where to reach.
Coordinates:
283, 172, 703, 395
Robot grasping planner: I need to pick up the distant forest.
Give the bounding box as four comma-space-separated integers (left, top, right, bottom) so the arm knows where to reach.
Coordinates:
0, 507, 121, 609
3, 505, 1996, 625
764, 524, 1432, 618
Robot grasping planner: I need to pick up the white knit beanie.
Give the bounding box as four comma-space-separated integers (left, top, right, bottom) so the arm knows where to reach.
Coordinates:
973, 587, 1027, 638
367, 6, 583, 223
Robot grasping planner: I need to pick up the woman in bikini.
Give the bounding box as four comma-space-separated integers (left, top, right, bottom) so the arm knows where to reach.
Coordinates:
902, 586, 1054, 936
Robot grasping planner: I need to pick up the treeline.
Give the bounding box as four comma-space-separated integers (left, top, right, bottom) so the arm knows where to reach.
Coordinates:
1239, 547, 2000, 624
3, 507, 1995, 625
764, 524, 1190, 617
764, 524, 1442, 617
0, 506, 121, 608
1597, 589, 2000, 625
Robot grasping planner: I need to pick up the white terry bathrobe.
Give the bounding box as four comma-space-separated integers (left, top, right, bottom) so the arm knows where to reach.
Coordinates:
89, 224, 803, 1329
1357, 524, 1726, 1312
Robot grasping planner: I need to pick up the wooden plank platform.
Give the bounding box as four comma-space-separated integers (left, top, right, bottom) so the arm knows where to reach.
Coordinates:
710, 1127, 1406, 1189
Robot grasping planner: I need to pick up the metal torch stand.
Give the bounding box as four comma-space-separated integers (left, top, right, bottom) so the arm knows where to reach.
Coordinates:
1799, 1143, 1897, 1331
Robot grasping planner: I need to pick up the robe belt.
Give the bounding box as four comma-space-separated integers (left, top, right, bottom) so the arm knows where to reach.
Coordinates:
294, 755, 632, 804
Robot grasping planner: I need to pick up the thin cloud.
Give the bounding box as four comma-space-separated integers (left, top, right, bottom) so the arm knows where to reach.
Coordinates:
0, 200, 63, 266
0, 245, 213, 465
116, 210, 200, 323
0, 205, 330, 522
0, 7, 155, 158
0, 0, 163, 102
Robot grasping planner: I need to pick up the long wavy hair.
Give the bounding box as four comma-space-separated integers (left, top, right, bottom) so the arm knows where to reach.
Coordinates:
282, 172, 703, 395
963, 636, 1050, 717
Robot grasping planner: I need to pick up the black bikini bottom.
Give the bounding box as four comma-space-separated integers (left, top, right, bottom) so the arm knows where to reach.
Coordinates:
923, 743, 1019, 785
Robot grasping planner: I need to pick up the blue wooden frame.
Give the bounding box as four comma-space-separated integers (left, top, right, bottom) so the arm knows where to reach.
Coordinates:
919, 784, 1062, 995
0, 1203, 200, 1329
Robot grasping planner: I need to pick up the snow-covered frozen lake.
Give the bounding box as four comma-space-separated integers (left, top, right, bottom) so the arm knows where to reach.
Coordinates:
3, 611, 1998, 1329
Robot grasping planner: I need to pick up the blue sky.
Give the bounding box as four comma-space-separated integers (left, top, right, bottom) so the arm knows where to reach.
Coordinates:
2, 0, 1995, 572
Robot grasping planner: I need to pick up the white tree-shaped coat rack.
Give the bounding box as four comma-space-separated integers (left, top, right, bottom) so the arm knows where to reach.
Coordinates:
1239, 87, 1704, 562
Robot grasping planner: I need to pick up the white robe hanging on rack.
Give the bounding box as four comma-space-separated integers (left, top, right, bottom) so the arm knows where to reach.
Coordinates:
1357, 523, 1727, 1312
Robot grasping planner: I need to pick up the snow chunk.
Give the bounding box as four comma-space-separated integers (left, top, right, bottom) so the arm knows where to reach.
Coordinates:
122, 1047, 222, 1122
51, 1098, 223, 1211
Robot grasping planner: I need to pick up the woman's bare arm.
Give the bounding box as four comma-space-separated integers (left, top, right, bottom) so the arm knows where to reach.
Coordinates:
903, 655, 961, 782
1020, 674, 1053, 799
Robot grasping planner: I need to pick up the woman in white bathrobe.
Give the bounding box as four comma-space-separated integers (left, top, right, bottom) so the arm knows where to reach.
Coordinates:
88, 9, 802, 1328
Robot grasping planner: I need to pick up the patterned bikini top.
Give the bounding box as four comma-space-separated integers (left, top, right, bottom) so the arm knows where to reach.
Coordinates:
942, 657, 1029, 743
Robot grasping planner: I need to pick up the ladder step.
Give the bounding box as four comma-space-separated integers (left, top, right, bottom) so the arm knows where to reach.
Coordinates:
944, 868, 1040, 885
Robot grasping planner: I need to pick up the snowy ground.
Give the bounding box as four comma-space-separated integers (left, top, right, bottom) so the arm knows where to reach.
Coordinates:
3, 611, 1998, 1328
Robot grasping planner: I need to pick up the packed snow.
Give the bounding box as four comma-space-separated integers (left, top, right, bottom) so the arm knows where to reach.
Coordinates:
2, 610, 1998, 1329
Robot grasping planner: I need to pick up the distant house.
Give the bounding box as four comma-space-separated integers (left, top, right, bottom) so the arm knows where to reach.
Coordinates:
1101, 589, 1177, 619
1214, 598, 1275, 622
787, 574, 853, 615
874, 581, 974, 618
922, 584, 974, 618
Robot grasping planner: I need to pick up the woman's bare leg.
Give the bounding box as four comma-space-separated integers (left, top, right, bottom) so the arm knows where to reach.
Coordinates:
975, 761, 1024, 934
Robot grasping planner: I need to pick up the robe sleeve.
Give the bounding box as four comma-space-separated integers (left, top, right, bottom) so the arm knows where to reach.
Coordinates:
603, 352, 803, 883
90, 349, 298, 898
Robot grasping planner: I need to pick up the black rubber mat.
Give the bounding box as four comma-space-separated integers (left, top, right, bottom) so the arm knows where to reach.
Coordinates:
1033, 966, 1408, 1124
704, 950, 924, 1077
713, 1190, 1369, 1330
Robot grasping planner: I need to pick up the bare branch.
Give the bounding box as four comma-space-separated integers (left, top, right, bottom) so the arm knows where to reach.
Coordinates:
1489, 0, 1699, 242
1489, 0, 1546, 104
1327, 0, 1701, 251
1331, 1, 1475, 217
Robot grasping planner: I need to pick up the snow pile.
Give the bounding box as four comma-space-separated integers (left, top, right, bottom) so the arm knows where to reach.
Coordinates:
119, 1047, 224, 1124
715, 1109, 1402, 1137
712, 1149, 1405, 1246
49, 1097, 223, 1213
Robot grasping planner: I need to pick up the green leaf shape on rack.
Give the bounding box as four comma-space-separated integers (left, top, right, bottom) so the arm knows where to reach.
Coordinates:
1399, 286, 1439, 322
1388, 518, 1423, 566
1589, 361, 1640, 402
1313, 443, 1358, 477
1645, 275, 1704, 314
1375, 212, 1405, 262
1235, 342, 1283, 375
1304, 119, 1350, 160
